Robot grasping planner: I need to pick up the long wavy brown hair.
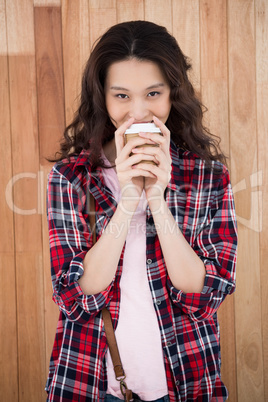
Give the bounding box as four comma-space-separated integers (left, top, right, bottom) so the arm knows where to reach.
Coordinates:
51, 20, 226, 168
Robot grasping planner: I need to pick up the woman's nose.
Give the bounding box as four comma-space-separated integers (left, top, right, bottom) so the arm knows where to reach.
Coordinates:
128, 99, 149, 121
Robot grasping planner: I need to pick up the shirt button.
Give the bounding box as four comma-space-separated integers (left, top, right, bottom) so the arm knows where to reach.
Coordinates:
227, 285, 232, 293
156, 300, 161, 306
175, 380, 180, 387
147, 258, 152, 264
166, 341, 172, 347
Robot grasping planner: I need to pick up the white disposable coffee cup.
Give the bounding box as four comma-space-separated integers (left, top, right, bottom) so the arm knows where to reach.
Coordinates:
124, 123, 162, 164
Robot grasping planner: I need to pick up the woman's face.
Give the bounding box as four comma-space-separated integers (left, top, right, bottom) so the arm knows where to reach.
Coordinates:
105, 58, 171, 128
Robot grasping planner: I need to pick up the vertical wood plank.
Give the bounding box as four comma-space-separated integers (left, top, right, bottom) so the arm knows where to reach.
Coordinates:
200, 0, 229, 154
144, 0, 172, 32
199, 3, 237, 398
0, 1, 18, 400
34, 5, 66, 378
172, 0, 200, 93
89, 0, 117, 47
228, 1, 264, 400
117, 0, 144, 22
90, 0, 115, 6
255, 0, 268, 400
34, 0, 60, 5
62, 0, 90, 125
2, 1, 268, 400
217, 296, 237, 402
5, 0, 46, 400
35, 6, 65, 165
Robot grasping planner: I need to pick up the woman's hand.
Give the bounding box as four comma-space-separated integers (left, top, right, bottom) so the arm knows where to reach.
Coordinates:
114, 118, 157, 213
131, 116, 172, 212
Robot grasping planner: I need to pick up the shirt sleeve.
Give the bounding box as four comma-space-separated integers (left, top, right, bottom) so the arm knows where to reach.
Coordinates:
167, 167, 237, 322
47, 166, 114, 325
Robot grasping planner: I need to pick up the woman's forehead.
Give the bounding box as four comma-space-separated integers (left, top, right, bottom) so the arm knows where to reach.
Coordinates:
105, 58, 169, 89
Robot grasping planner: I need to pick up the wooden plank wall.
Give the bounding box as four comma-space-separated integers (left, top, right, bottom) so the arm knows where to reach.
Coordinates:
0, 1, 267, 401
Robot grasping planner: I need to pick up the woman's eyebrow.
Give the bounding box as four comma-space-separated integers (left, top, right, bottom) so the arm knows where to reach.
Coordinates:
110, 83, 166, 91
110, 86, 130, 91
146, 83, 165, 90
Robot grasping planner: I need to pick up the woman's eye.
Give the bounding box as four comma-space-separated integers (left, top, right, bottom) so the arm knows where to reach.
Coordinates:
116, 94, 129, 99
148, 91, 160, 97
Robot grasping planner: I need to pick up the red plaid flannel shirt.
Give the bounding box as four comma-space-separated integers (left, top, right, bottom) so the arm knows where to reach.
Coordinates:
45, 141, 237, 401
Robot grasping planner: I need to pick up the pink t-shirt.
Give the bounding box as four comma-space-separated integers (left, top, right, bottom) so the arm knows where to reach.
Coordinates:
101, 153, 168, 401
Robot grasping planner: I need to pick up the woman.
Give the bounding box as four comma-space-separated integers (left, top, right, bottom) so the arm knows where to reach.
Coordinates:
46, 21, 237, 401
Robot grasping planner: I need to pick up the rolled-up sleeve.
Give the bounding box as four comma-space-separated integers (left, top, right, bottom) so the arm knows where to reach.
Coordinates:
47, 167, 114, 324
167, 167, 237, 321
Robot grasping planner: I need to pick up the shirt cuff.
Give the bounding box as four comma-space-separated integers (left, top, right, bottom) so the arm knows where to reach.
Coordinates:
53, 253, 114, 324
167, 263, 235, 321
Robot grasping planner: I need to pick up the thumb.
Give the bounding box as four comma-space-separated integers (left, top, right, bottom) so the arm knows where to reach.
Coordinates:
114, 118, 135, 157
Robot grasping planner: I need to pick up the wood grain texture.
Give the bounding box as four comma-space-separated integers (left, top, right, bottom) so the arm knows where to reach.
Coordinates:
1, 1, 268, 401
34, 0, 60, 5
255, 0, 268, 400
218, 295, 237, 402
35, 6, 65, 165
200, 3, 236, 400
0, 2, 15, 253
145, 0, 172, 32
5, 0, 35, 54
228, 1, 264, 401
62, 0, 90, 125
172, 0, 200, 92
200, 0, 229, 155
5, 0, 46, 400
0, 1, 18, 400
34, 5, 65, 378
89, 0, 117, 47
90, 0, 116, 8
117, 0, 144, 22
8, 54, 46, 400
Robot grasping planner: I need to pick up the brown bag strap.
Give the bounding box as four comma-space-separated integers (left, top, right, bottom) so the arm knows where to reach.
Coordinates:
87, 189, 133, 401
102, 308, 134, 401
102, 307, 125, 379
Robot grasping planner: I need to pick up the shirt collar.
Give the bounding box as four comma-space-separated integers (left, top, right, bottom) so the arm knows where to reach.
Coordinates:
73, 148, 91, 169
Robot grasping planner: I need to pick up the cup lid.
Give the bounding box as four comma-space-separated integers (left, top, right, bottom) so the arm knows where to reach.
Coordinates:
125, 122, 161, 134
